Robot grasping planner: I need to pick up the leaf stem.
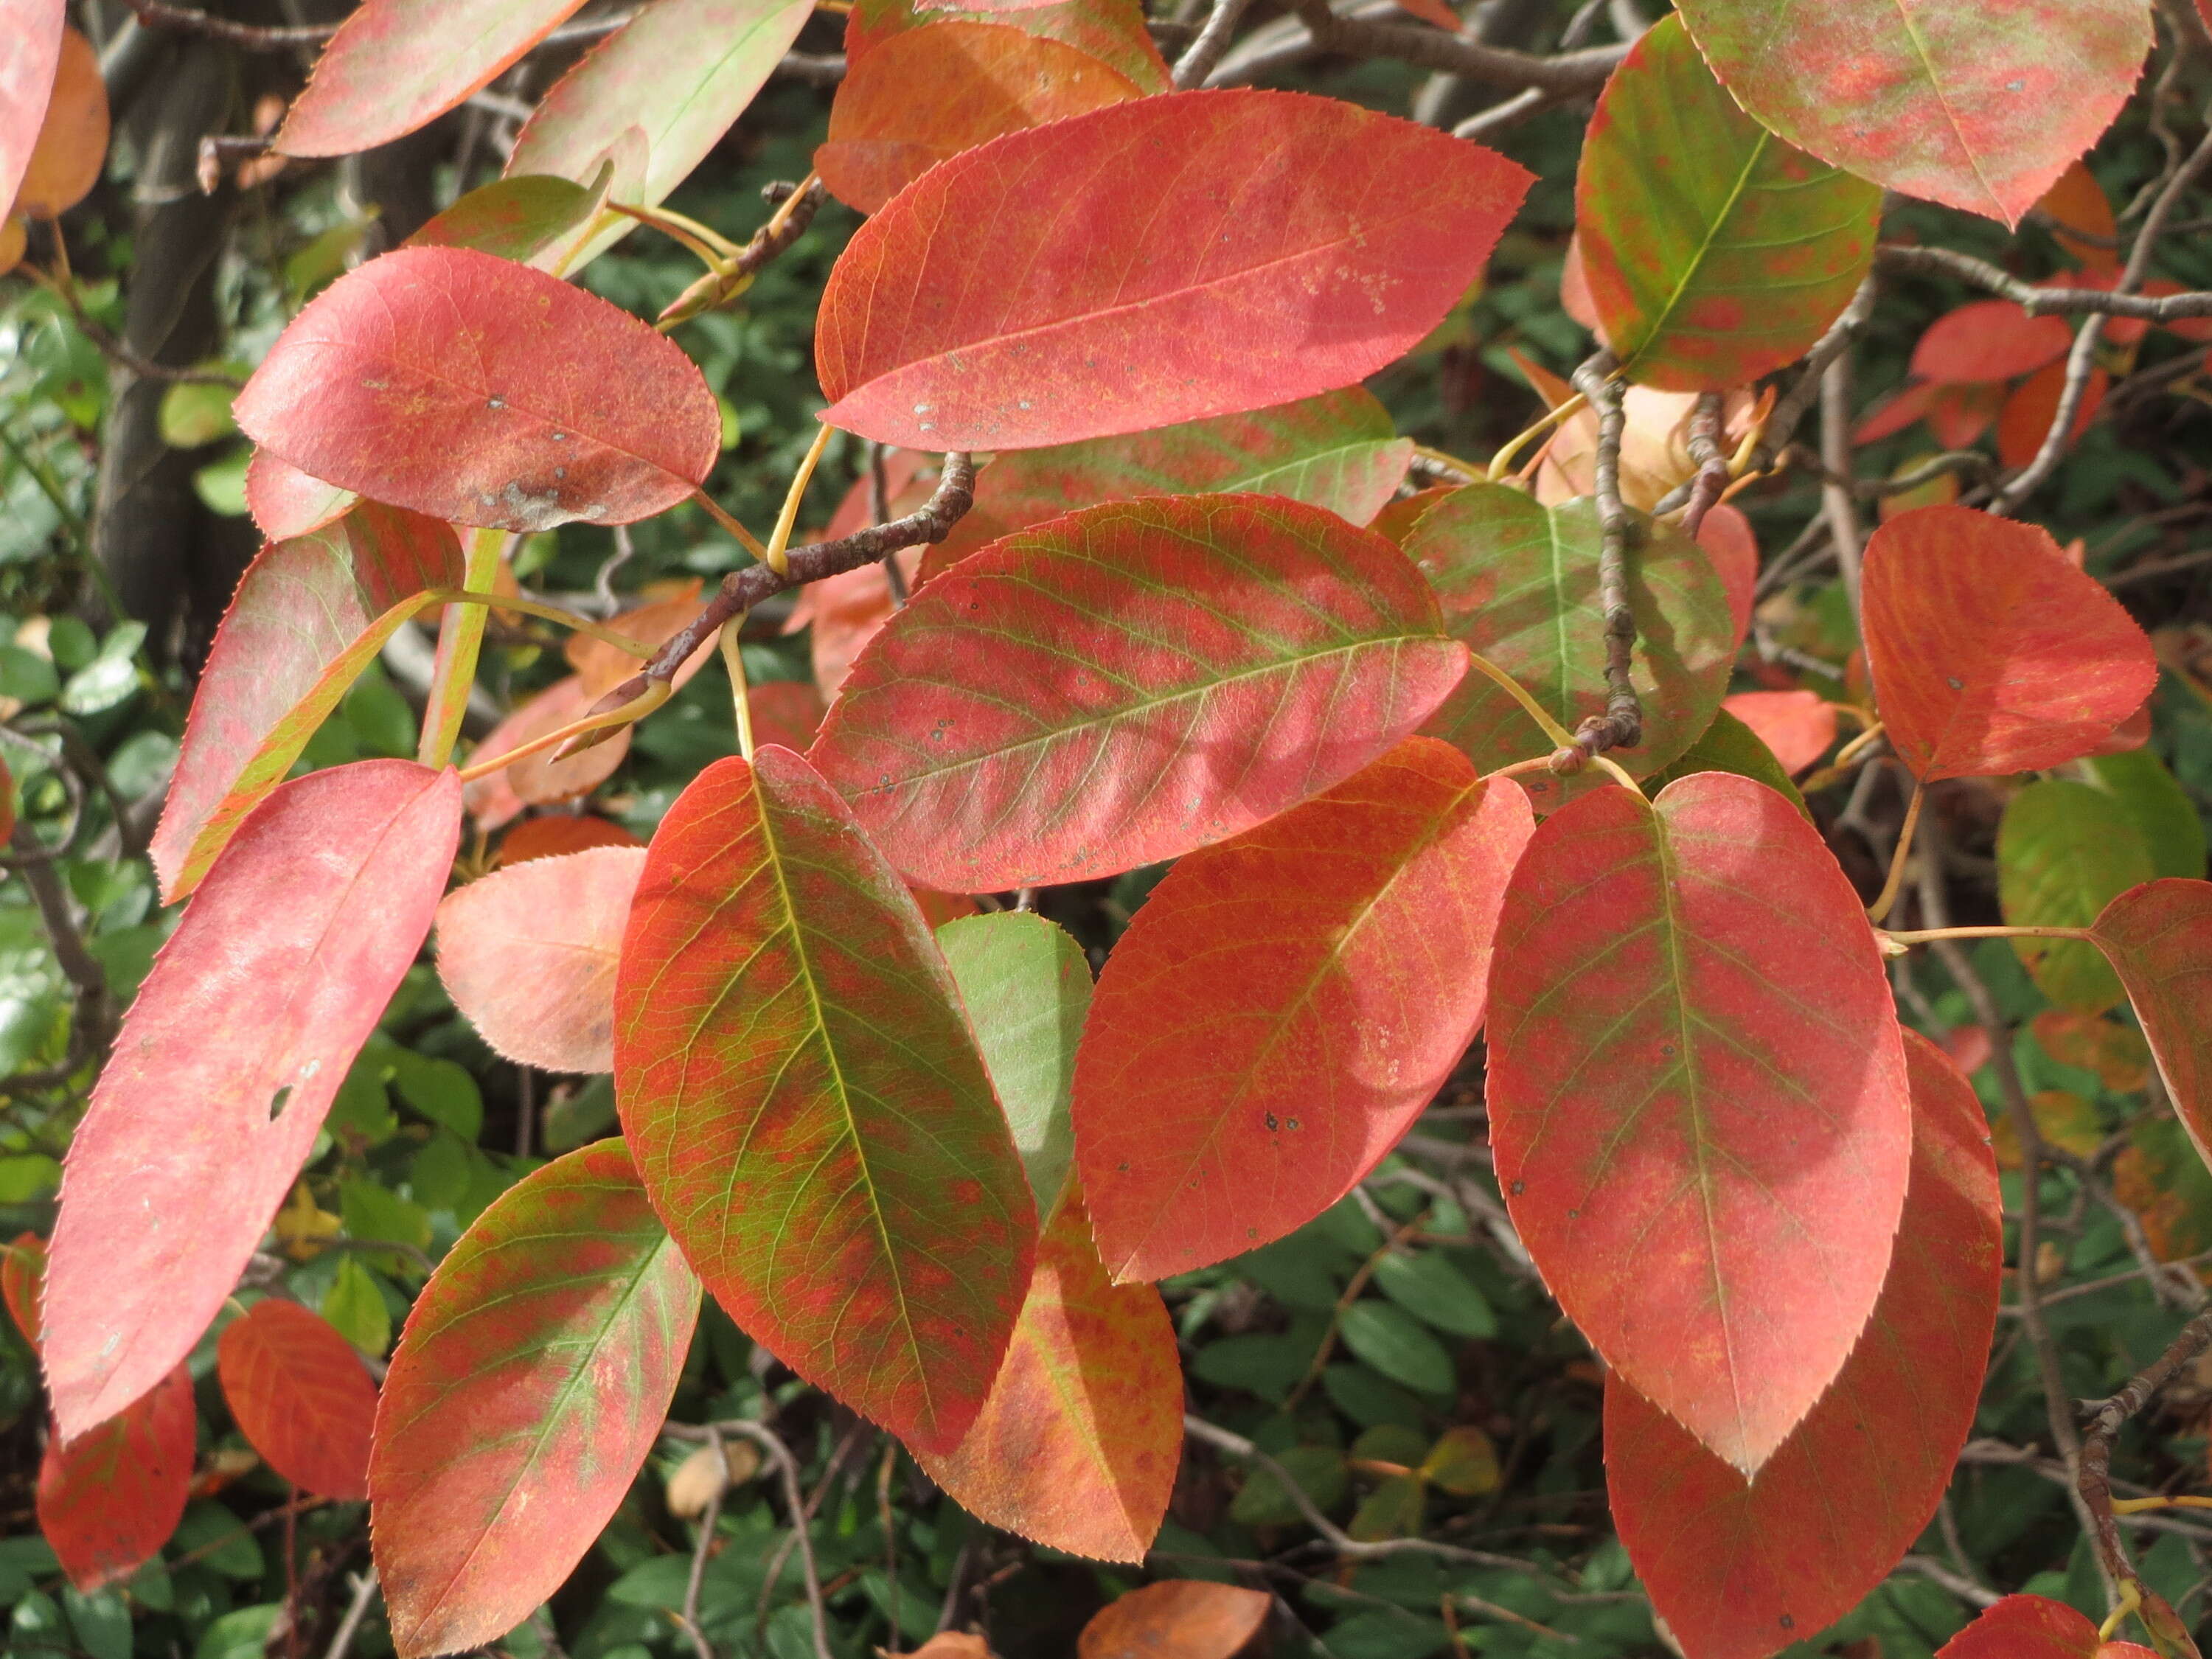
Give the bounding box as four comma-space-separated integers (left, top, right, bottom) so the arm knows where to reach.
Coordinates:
721, 618, 755, 763
1464, 650, 1576, 751
454, 679, 670, 783
765, 423, 836, 577
1866, 779, 1924, 925
1879, 924, 2093, 945
608, 201, 744, 266
692, 492, 771, 562
417, 528, 507, 770
416, 589, 654, 657
1485, 391, 1585, 481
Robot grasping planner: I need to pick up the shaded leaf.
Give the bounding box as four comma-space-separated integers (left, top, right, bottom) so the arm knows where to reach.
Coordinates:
371, 1141, 700, 1658
1935, 1595, 2123, 1659
1421, 1425, 1500, 1495
494, 814, 643, 866
925, 390, 1414, 575
815, 90, 1531, 450
917, 1187, 1179, 1562
0, 0, 64, 217
1405, 482, 1733, 783
1674, 0, 2151, 226
1486, 772, 1913, 1473
1911, 301, 2073, 385
1576, 15, 1879, 390
1642, 708, 1811, 821
406, 171, 604, 268
2091, 879, 2212, 1178
245, 450, 357, 543
1338, 1301, 1454, 1396
819, 21, 1142, 215
506, 0, 813, 274
1076, 739, 1530, 1279
322, 1256, 392, 1357
785, 548, 922, 702
463, 676, 633, 830
1607, 1029, 2000, 1659
38, 1366, 195, 1592
10, 27, 105, 219
151, 502, 465, 901
4, 1229, 44, 1349
565, 582, 712, 697
234, 247, 720, 532
215, 1300, 378, 1500
2041, 161, 2120, 273
277, 0, 591, 156
813, 494, 1467, 892
1077, 1582, 1270, 1659
1998, 779, 2152, 1012
2085, 749, 2208, 881
1996, 361, 2106, 471
1372, 1249, 1495, 1340
613, 748, 1035, 1453
1721, 689, 1837, 776
938, 911, 1091, 1214
850, 0, 1168, 94
1228, 1443, 1347, 1526
436, 846, 645, 1074
44, 762, 462, 1439
2033, 1009, 2151, 1093
746, 679, 827, 753
1862, 506, 2157, 781
1988, 1089, 2103, 1169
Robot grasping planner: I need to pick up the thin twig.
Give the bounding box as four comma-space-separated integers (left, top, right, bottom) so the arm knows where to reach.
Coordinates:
119, 0, 331, 46
1566, 349, 1640, 759
321, 1572, 379, 1659
675, 1427, 728, 1659
1173, 0, 1254, 88
1676, 392, 1729, 541
1286, 0, 1626, 91
2081, 1309, 2212, 1634
669, 1422, 833, 1659
1819, 350, 1866, 615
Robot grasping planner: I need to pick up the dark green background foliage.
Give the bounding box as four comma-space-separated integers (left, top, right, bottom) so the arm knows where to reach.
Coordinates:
7, 4, 2212, 1657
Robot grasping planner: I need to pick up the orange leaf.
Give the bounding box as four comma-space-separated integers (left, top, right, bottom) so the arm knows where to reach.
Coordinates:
217, 1300, 378, 1500
1910, 300, 2072, 385
2090, 879, 2212, 1173
2031, 1009, 2151, 1093
1078, 1582, 1271, 1659
4, 1230, 44, 1352
494, 814, 644, 866
38, 1365, 195, 1591
2038, 160, 2119, 273
10, 27, 106, 219
0, 0, 65, 215
1722, 689, 1837, 776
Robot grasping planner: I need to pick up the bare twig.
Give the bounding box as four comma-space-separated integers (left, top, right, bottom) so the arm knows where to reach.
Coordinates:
1565, 349, 1639, 759
321, 1572, 379, 1659
1286, 0, 1625, 92
11, 818, 109, 1057
1893, 1557, 2002, 1609
675, 1427, 729, 1659
668, 1422, 832, 1659
119, 0, 331, 46
1677, 392, 1728, 541
1820, 350, 1866, 615
1173, 0, 1255, 88
2080, 1309, 2212, 1640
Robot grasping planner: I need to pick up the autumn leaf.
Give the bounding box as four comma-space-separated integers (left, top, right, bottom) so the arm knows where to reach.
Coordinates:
1077, 1581, 1271, 1659
2090, 878, 2212, 1177
217, 1299, 379, 1500
849, 0, 1169, 94
0, 0, 64, 217
1998, 779, 2153, 1012
38, 1365, 196, 1592
9, 24, 103, 219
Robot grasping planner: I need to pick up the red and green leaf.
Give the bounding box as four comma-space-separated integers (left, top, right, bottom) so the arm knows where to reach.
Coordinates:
818, 21, 1143, 215
1606, 1029, 2000, 1659
1576, 15, 1880, 391
1862, 506, 2157, 781
436, 846, 644, 1074
276, 0, 591, 157
1486, 772, 1913, 1473
815, 90, 1531, 451
44, 761, 462, 1439
810, 493, 1469, 892
1998, 780, 2154, 1013
216, 1299, 379, 1500
1075, 738, 1532, 1281
2091, 879, 2212, 1178
1674, 0, 2151, 227
38, 1364, 196, 1592
234, 246, 721, 532
151, 501, 465, 901
613, 748, 1036, 1453
371, 1141, 699, 1658
1404, 481, 1734, 782
917, 1186, 1179, 1562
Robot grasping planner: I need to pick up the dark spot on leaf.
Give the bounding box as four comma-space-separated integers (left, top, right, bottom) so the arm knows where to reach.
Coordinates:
1780, 1616, 1795, 1631
1947, 676, 1964, 690
268, 1085, 293, 1122
1511, 1180, 1524, 1195
1264, 1111, 1279, 1130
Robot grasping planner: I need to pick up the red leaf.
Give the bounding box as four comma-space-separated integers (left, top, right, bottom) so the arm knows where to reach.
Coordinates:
917, 1186, 1180, 1562
810, 493, 1468, 892
1391, 0, 1460, 27
1853, 382, 1935, 445
4, 1231, 44, 1351
1078, 1582, 1271, 1659
372, 1141, 700, 1658
849, 0, 1169, 94
463, 675, 632, 830
277, 0, 591, 157
1721, 689, 1837, 776
1998, 361, 2107, 470
1698, 503, 1759, 649
1862, 505, 2157, 781
1910, 301, 2073, 384
1486, 773, 1913, 1472
613, 748, 1035, 1453
1607, 1029, 2000, 1659
818, 21, 1142, 214
1075, 738, 1531, 1279
923, 390, 1416, 575
746, 679, 828, 752
815, 90, 1531, 451
437, 846, 644, 1074
44, 761, 462, 1439
2092, 879, 2212, 1175
1674, 0, 2151, 226
153, 502, 465, 901
0, 0, 64, 217
234, 246, 720, 532
1927, 383, 2004, 451
217, 1300, 378, 1500
12, 27, 105, 218
782, 549, 921, 700
504, 0, 814, 274
495, 814, 643, 865
38, 1365, 195, 1591
2040, 161, 2120, 274
566, 582, 713, 696
1936, 1595, 2104, 1659
246, 450, 357, 542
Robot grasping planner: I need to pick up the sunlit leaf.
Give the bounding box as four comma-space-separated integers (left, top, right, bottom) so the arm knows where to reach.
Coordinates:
816, 91, 1531, 450
819, 21, 1142, 214
1674, 0, 2151, 226
851, 0, 1168, 94
151, 502, 465, 901
1998, 779, 2152, 1013
1486, 772, 1913, 1473
613, 748, 1035, 1453
406, 171, 605, 268
277, 0, 592, 156
437, 846, 644, 1074
939, 911, 1091, 1213
246, 450, 358, 542
1576, 15, 1879, 390
216, 1300, 378, 1500
44, 762, 462, 1439
1910, 301, 2073, 386
506, 0, 813, 273
924, 390, 1415, 576
1077, 1582, 1271, 1659
11, 27, 105, 219
0, 0, 64, 217
1936, 1593, 2153, 1659
811, 493, 1468, 891
2084, 748, 2208, 881
918, 1186, 1178, 1562
1721, 690, 1836, 776
1077, 739, 1531, 1279
38, 1365, 195, 1591
234, 247, 721, 532
1403, 481, 1733, 783
2091, 879, 2212, 1178
371, 1141, 699, 1658
1862, 506, 2157, 781
1607, 1029, 2000, 1659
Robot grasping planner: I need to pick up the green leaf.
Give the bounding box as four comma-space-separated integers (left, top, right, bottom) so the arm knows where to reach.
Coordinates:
937, 911, 1091, 1214
157, 380, 240, 449
384, 1050, 483, 1141
1420, 1426, 1500, 1497
168, 1503, 264, 1580
0, 645, 60, 706
338, 1178, 431, 1269
1576, 13, 1881, 390
1644, 709, 1811, 820
1347, 1472, 1425, 1543
192, 1606, 282, 1659
2086, 750, 2208, 881
1338, 1301, 1457, 1397
1998, 779, 2155, 1012
1371, 1250, 1495, 1340
1229, 1444, 1347, 1527
320, 1255, 391, 1357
